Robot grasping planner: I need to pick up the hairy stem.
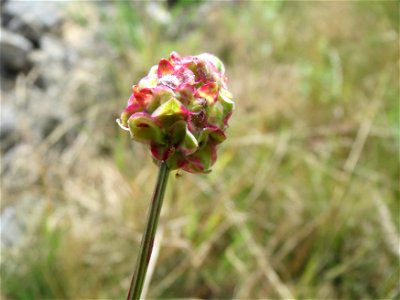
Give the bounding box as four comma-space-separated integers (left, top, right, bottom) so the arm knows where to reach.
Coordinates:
127, 162, 170, 300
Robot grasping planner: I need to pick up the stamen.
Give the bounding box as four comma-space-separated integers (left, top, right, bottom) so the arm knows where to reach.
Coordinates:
116, 119, 130, 131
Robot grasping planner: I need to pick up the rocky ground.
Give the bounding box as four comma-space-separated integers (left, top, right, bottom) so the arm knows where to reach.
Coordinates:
0, 0, 102, 250
2, 1, 71, 142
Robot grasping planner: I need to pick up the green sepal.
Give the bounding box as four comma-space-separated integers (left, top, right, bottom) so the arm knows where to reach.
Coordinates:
164, 152, 185, 171
196, 143, 216, 172
198, 127, 226, 145
210, 129, 226, 144
151, 98, 187, 127
167, 120, 187, 145
147, 88, 174, 113
182, 143, 216, 173
207, 101, 224, 127
218, 88, 235, 112
179, 129, 199, 155
128, 113, 165, 144
188, 99, 205, 112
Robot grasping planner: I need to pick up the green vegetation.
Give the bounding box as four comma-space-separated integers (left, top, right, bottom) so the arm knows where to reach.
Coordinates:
2, 1, 398, 299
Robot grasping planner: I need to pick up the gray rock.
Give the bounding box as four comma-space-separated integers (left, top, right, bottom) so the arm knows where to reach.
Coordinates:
41, 34, 70, 64
0, 103, 19, 152
36, 114, 62, 139
23, 86, 70, 140
1, 144, 41, 190
146, 2, 171, 25
0, 68, 16, 91
0, 29, 33, 71
7, 15, 43, 46
3, 1, 63, 44
28, 34, 75, 89
0, 205, 24, 249
1, 194, 45, 250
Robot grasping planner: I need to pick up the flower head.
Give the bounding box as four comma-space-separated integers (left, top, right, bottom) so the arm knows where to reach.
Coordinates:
117, 52, 234, 173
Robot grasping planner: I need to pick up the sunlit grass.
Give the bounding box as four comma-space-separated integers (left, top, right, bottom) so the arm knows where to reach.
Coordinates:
1, 1, 398, 299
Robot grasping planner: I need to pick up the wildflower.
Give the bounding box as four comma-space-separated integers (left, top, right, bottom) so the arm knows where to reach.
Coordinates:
117, 52, 234, 173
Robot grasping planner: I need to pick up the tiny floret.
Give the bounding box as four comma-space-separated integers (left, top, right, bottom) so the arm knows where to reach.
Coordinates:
117, 52, 235, 173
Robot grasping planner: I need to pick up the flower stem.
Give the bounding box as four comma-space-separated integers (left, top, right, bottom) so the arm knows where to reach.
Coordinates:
127, 162, 170, 300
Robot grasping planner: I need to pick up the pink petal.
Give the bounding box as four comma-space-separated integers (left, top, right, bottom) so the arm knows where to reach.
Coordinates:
196, 82, 219, 104
133, 86, 153, 106
176, 83, 196, 105
169, 51, 182, 63
157, 59, 174, 77
174, 66, 195, 85
127, 93, 136, 106
121, 103, 141, 125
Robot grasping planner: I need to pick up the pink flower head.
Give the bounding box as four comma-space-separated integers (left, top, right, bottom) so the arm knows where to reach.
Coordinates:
117, 52, 234, 173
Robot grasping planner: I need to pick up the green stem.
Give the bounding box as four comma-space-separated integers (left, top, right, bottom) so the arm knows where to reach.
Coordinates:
127, 162, 170, 300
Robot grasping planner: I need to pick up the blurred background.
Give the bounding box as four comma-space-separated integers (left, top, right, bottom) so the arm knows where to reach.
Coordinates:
1, 1, 399, 299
